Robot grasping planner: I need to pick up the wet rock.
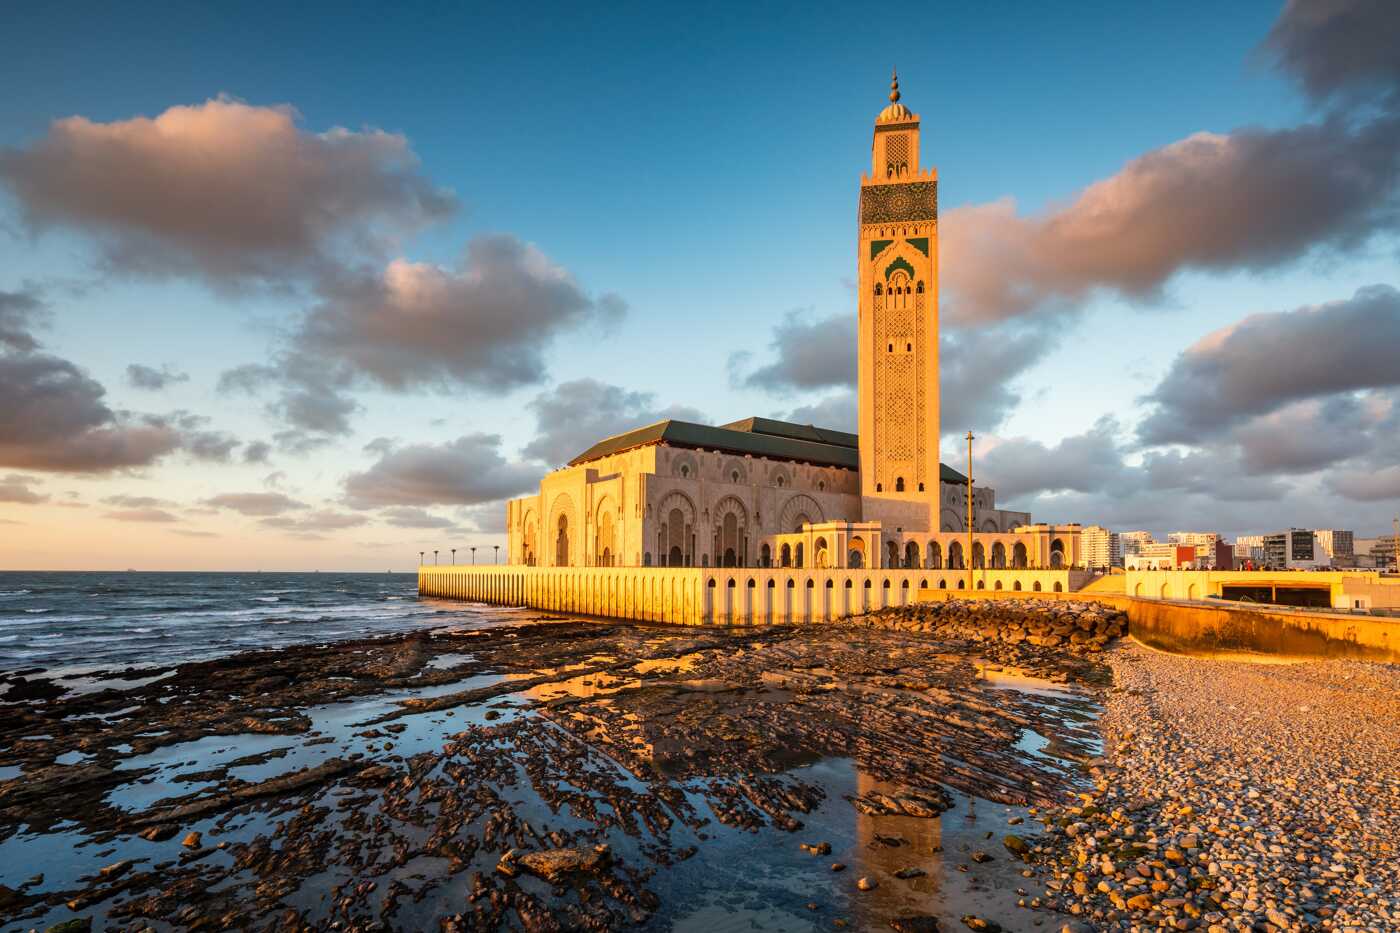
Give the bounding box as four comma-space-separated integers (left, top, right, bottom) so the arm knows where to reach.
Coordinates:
889, 917, 941, 933
44, 920, 92, 933
181, 831, 201, 848
857, 876, 878, 891
801, 841, 832, 855
960, 916, 1002, 932
894, 866, 927, 879
137, 823, 179, 842
970, 850, 993, 863
515, 844, 612, 883
1003, 834, 1030, 860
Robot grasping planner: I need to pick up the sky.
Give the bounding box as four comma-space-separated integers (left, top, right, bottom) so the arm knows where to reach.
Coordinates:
1, 0, 1399, 570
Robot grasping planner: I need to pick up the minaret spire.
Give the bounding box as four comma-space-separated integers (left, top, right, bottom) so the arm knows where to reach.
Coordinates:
890, 68, 900, 103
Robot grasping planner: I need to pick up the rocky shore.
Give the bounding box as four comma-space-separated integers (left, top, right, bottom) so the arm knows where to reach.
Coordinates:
1028, 642, 1400, 932
850, 598, 1129, 656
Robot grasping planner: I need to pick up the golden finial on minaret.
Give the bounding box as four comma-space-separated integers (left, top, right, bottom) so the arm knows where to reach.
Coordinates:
889, 68, 901, 103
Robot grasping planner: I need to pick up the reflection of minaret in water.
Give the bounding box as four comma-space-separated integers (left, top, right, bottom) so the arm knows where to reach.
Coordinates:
848, 770, 944, 926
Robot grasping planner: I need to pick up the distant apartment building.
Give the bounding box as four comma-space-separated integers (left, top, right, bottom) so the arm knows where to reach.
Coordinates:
1262, 529, 1321, 570
1368, 535, 1399, 571
1234, 535, 1266, 568
1313, 530, 1353, 562
1125, 543, 1196, 571
1079, 525, 1121, 570
1168, 531, 1231, 569
1120, 531, 1154, 556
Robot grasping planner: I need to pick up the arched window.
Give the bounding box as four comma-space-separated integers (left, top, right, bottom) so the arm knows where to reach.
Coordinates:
643, 552, 652, 566
916, 281, 924, 294
555, 513, 569, 566
874, 283, 883, 296
906, 342, 912, 352
876, 483, 883, 492
818, 481, 825, 491
895, 477, 905, 492
917, 482, 924, 492
888, 343, 894, 352
776, 475, 785, 488
680, 464, 690, 478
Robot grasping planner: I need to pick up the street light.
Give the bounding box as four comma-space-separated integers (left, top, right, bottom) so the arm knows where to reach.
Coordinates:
494, 545, 500, 564
451, 548, 456, 565
965, 431, 975, 594
471, 546, 477, 564
434, 549, 439, 565
419, 551, 424, 566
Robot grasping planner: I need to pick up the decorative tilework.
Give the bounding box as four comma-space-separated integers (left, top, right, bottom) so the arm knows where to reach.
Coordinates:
859, 181, 937, 225
869, 239, 893, 260
907, 237, 930, 256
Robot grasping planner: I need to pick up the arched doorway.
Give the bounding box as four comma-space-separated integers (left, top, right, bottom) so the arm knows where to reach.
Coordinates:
1050, 538, 1065, 568
886, 540, 898, 569
780, 543, 792, 567
927, 541, 942, 569
948, 541, 964, 569
991, 542, 1006, 569
669, 545, 683, 566
555, 514, 569, 566
904, 541, 920, 569
761, 543, 772, 568
1012, 542, 1028, 569
849, 536, 866, 569
972, 542, 985, 569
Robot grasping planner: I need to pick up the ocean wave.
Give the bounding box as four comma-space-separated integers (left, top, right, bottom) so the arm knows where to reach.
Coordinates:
0, 589, 31, 597
24, 608, 51, 614
255, 596, 281, 603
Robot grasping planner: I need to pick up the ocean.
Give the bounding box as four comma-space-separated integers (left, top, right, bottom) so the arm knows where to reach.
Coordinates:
0, 570, 502, 681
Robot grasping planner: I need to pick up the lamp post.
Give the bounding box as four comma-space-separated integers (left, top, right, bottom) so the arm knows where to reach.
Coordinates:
494, 545, 500, 564
451, 548, 456, 565
966, 431, 975, 593
419, 551, 424, 566
434, 549, 439, 565
471, 547, 477, 564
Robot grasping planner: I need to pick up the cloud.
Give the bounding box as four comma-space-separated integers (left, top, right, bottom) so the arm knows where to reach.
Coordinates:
1137, 284, 1400, 445
101, 494, 176, 508
0, 353, 185, 472
344, 434, 541, 508
941, 118, 1400, 325
0, 287, 48, 352
736, 311, 1050, 434
172, 529, 220, 538
523, 378, 707, 465
242, 440, 272, 464
218, 357, 359, 444
204, 492, 307, 516
1327, 464, 1400, 501
976, 418, 1132, 500
125, 363, 189, 391
297, 235, 626, 393
104, 507, 180, 523
260, 510, 367, 537
459, 502, 509, 534
1263, 0, 1400, 105
0, 473, 47, 504
939, 0, 1400, 327
731, 310, 854, 393
0, 96, 454, 288
379, 506, 459, 529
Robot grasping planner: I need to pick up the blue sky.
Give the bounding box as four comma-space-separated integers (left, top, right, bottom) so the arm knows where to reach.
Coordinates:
2, 0, 1398, 569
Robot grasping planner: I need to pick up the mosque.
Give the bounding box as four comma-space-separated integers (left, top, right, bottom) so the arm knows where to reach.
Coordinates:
501, 74, 1081, 576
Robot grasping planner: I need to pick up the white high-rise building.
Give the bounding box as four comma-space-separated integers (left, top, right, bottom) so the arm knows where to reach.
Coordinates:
1081, 525, 1121, 570
1313, 530, 1353, 563
1120, 531, 1154, 556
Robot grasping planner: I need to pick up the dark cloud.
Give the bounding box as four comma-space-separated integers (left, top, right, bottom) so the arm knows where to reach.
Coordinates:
204, 492, 307, 516
0, 97, 455, 288
737, 311, 1049, 434
125, 363, 189, 391
782, 392, 857, 434
242, 441, 272, 465
1327, 465, 1400, 501
1231, 394, 1382, 476
459, 502, 509, 535
379, 506, 459, 530
102, 494, 176, 508
218, 357, 359, 444
0, 353, 184, 472
977, 418, 1132, 501
1263, 0, 1400, 104
104, 507, 180, 523
731, 310, 855, 393
344, 434, 541, 508
0, 287, 48, 352
0, 473, 47, 504
297, 235, 626, 393
523, 379, 707, 466
1137, 284, 1400, 445
260, 510, 367, 537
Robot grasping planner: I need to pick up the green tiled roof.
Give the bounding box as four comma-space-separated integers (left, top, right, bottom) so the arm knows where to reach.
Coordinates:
569, 415, 971, 484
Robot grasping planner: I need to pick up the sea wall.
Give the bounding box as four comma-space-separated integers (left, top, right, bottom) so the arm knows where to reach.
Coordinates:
417, 565, 1086, 627
912, 587, 1400, 663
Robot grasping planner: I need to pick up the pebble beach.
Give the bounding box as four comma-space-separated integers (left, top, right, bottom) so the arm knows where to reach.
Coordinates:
1033, 642, 1400, 932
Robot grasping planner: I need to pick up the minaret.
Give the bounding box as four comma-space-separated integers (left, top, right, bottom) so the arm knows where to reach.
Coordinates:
857, 70, 941, 529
